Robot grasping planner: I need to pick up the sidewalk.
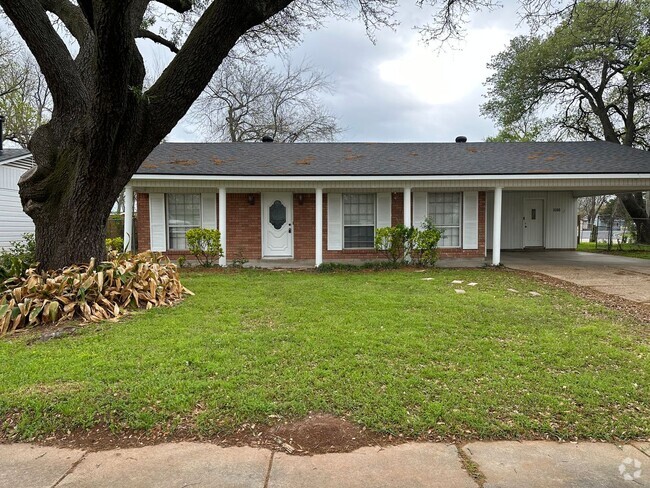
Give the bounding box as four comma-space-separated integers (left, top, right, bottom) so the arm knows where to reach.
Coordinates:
2, 440, 649, 488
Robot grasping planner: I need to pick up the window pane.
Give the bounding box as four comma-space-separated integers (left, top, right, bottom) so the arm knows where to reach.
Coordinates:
440, 227, 460, 247
168, 193, 201, 250
427, 192, 461, 247
344, 226, 375, 248
344, 193, 375, 226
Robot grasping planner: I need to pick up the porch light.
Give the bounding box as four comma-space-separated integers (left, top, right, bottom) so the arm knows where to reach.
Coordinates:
297, 194, 305, 205
248, 194, 255, 205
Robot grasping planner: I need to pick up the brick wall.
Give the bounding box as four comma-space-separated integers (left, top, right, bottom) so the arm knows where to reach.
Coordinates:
136, 193, 150, 252
227, 193, 262, 260
135, 190, 487, 261
293, 193, 315, 259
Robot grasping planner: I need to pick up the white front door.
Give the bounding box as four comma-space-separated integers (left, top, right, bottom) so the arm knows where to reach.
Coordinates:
523, 199, 544, 247
262, 193, 293, 258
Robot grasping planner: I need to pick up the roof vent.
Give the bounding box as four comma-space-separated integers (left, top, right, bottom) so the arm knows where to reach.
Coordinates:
455, 136, 467, 143
262, 135, 274, 143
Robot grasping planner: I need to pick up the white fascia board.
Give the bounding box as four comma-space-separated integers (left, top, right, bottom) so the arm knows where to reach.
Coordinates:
130, 173, 650, 182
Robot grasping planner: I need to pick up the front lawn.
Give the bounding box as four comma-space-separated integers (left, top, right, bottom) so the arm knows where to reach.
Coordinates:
577, 242, 650, 260
1, 269, 649, 442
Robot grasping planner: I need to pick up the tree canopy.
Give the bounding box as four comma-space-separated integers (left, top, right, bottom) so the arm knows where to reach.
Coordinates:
483, 0, 650, 147
482, 0, 650, 242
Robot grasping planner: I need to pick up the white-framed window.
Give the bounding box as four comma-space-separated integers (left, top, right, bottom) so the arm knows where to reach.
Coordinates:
427, 192, 461, 247
343, 193, 376, 249
166, 193, 201, 250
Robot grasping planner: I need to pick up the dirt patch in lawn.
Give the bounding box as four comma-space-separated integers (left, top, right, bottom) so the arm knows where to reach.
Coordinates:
263, 413, 385, 454
2, 414, 396, 455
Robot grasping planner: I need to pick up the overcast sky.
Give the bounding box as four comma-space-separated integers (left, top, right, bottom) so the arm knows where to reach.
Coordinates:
2, 2, 526, 145
160, 1, 526, 144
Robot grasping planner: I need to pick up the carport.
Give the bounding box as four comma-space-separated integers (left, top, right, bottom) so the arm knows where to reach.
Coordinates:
500, 251, 650, 304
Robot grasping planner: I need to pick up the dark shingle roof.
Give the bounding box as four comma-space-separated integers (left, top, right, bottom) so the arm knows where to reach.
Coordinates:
137, 141, 650, 177
0, 148, 30, 164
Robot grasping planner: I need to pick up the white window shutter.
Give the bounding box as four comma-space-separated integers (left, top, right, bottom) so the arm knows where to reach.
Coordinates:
201, 193, 217, 229
376, 192, 392, 229
412, 192, 428, 229
327, 193, 343, 250
149, 193, 166, 251
463, 191, 479, 250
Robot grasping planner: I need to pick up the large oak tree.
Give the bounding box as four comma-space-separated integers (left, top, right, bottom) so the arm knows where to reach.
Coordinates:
482, 0, 650, 243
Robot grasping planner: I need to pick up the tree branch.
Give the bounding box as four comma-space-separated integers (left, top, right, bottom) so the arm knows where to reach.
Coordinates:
142, 0, 293, 156
136, 29, 179, 53
0, 0, 86, 114
154, 0, 193, 13
38, 0, 91, 42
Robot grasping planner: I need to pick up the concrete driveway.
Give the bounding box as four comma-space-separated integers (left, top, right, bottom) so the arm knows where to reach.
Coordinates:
501, 251, 650, 304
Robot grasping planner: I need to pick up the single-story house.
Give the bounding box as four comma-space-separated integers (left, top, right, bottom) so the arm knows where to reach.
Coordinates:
125, 140, 650, 266
0, 146, 34, 250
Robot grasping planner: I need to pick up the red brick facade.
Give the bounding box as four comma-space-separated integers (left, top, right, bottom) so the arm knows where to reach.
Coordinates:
227, 193, 262, 260
136, 193, 150, 253
136, 191, 487, 261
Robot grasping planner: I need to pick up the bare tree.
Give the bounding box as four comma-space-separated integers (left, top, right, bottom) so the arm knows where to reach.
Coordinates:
193, 57, 341, 143
0, 51, 51, 148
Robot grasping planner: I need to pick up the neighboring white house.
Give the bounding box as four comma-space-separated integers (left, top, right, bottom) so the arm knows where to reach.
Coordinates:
0, 148, 34, 250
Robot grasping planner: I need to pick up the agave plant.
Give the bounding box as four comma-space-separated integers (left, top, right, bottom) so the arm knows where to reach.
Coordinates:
0, 251, 192, 336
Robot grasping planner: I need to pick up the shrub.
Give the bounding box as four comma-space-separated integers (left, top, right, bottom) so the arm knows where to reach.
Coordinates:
374, 225, 415, 262
0, 251, 192, 336
316, 261, 403, 272
231, 249, 249, 268
374, 221, 441, 267
411, 219, 442, 266
105, 237, 124, 252
186, 228, 223, 267
177, 255, 187, 268
0, 233, 36, 288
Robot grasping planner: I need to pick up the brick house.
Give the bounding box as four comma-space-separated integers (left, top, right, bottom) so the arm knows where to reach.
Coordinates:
124, 140, 650, 266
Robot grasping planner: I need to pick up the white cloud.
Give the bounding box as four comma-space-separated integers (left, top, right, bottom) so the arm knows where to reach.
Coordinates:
377, 28, 513, 107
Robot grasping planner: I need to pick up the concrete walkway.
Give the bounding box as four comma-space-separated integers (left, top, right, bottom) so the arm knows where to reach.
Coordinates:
501, 251, 650, 303
2, 441, 649, 488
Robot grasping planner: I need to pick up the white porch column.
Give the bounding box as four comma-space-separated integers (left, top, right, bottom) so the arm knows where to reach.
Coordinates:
315, 188, 323, 267
492, 187, 503, 266
123, 184, 134, 252
403, 187, 412, 227
218, 187, 227, 267
646, 191, 650, 215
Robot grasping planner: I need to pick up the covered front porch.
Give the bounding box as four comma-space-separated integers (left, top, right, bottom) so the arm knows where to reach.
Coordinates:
124, 172, 650, 267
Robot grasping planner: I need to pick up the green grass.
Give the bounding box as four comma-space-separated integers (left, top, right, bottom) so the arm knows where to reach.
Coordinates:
577, 242, 650, 259
1, 269, 649, 441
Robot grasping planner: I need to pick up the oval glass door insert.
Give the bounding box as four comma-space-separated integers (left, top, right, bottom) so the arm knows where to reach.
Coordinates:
269, 200, 287, 230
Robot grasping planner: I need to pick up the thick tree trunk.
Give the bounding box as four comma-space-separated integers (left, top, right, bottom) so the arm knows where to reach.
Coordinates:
19, 147, 125, 270
618, 192, 650, 244
19, 117, 131, 270
32, 198, 112, 270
